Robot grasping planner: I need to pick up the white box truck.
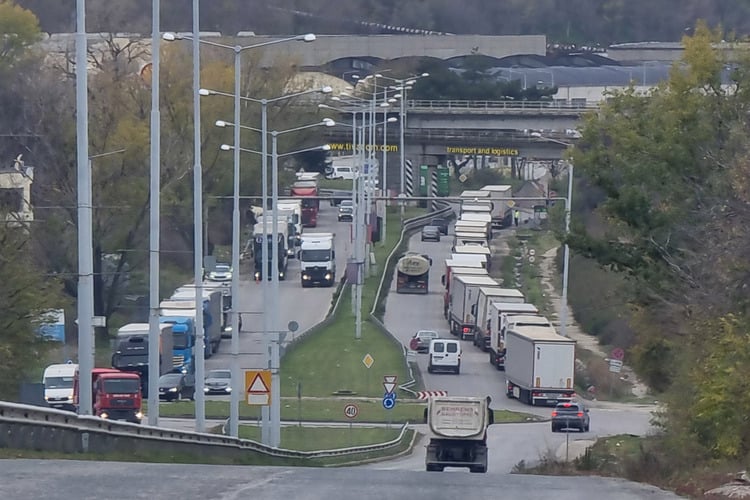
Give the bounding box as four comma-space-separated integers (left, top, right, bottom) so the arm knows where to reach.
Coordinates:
424, 396, 494, 473
299, 232, 336, 287
472, 288, 525, 350
487, 302, 540, 369
448, 274, 499, 340
441, 259, 488, 319
504, 325, 576, 406
480, 184, 513, 229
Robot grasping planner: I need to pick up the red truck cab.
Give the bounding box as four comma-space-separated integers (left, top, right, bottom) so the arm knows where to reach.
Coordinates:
291, 180, 319, 228
74, 368, 143, 424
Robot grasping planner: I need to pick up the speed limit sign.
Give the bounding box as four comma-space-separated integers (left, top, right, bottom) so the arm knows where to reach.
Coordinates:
344, 403, 359, 419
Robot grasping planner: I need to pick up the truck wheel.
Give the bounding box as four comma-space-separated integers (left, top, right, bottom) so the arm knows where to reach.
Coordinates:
427, 364, 433, 374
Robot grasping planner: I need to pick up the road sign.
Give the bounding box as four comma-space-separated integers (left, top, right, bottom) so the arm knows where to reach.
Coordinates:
417, 390, 448, 400
507, 200, 515, 208
288, 320, 299, 332
382, 393, 396, 410
244, 369, 271, 405
611, 348, 625, 361
362, 353, 374, 369
344, 403, 359, 419
383, 375, 397, 395
609, 359, 623, 373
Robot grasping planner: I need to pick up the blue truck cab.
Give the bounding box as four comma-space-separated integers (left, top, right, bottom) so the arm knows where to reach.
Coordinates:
160, 315, 195, 373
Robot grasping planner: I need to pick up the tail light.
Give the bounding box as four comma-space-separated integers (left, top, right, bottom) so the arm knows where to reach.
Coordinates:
462, 327, 470, 333
577, 412, 584, 417
551, 411, 558, 417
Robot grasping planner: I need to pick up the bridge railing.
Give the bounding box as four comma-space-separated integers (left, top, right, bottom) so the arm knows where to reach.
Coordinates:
407, 99, 599, 111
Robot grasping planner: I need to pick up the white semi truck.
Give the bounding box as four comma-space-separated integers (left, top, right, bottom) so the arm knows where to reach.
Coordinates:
480, 184, 513, 229
299, 232, 336, 287
471, 287, 525, 350
504, 325, 577, 406
424, 396, 494, 473
448, 274, 499, 340
487, 302, 540, 369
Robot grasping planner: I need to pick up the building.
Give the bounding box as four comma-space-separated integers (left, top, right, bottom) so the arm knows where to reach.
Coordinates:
0, 155, 34, 226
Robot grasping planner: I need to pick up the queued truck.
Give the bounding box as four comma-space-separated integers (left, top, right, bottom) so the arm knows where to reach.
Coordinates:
160, 313, 195, 374
448, 274, 499, 340
291, 176, 320, 228
258, 212, 298, 259
487, 301, 540, 369
480, 184, 513, 229
396, 252, 432, 295
504, 325, 577, 406
424, 396, 494, 473
299, 232, 336, 287
471, 287, 525, 350
73, 367, 143, 424
160, 299, 218, 360
252, 221, 289, 280
111, 323, 175, 397
452, 245, 491, 271
277, 200, 303, 252
177, 282, 233, 339
169, 288, 223, 355
441, 257, 487, 319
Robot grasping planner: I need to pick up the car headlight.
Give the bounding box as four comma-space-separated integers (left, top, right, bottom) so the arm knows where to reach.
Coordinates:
135, 412, 144, 420
100, 412, 109, 419
203, 387, 209, 392
302, 274, 310, 280
254, 272, 261, 279
225, 387, 232, 393
324, 273, 331, 280
169, 387, 178, 392
279, 272, 285, 278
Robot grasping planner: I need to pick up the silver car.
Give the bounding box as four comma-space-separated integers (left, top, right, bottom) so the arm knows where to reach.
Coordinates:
204, 369, 232, 395
207, 264, 232, 282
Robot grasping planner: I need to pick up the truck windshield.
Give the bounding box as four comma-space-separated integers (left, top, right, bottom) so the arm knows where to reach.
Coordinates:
173, 331, 188, 349
44, 376, 74, 389
103, 379, 140, 394
114, 353, 148, 366
300, 249, 331, 261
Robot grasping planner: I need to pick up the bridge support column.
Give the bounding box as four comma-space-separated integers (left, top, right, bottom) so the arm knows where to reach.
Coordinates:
430, 167, 439, 212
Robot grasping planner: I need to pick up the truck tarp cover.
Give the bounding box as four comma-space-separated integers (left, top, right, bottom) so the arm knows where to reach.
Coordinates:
430, 399, 485, 438
397, 255, 430, 276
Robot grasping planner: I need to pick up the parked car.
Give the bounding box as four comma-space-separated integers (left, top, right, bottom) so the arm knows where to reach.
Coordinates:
551, 401, 590, 432
338, 205, 354, 222
158, 372, 195, 401
204, 369, 232, 395
409, 330, 440, 352
421, 225, 441, 242
430, 217, 449, 235
207, 264, 232, 282
427, 338, 461, 374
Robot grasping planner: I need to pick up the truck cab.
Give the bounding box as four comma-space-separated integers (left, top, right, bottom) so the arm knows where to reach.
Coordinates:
112, 323, 175, 397
299, 232, 336, 287
252, 221, 289, 280
73, 367, 143, 424
160, 315, 195, 374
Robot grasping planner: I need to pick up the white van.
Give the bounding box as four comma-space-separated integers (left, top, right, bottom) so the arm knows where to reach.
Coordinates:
43, 362, 78, 410
428, 338, 462, 374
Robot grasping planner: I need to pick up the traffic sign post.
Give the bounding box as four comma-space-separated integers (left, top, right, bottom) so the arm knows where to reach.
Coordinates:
344, 403, 358, 445
611, 348, 625, 361
244, 370, 272, 405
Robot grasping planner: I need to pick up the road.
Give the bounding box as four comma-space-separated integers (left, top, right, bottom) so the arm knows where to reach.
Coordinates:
380, 218, 660, 472
205, 205, 351, 373
0, 460, 682, 500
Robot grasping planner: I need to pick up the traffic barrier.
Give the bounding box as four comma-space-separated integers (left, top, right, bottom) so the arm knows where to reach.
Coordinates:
430, 169, 439, 211
417, 391, 449, 400
0, 400, 412, 459
404, 159, 414, 197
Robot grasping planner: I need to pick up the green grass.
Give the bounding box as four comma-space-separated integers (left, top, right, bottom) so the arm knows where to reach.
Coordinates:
239, 425, 401, 451
318, 178, 354, 190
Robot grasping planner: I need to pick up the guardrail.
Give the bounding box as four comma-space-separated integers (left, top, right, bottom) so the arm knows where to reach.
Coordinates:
0, 400, 412, 460
407, 99, 599, 111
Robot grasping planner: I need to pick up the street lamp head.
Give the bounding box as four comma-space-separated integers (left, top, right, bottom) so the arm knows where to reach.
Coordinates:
321, 144, 331, 151
375, 73, 383, 78
421, 72, 430, 77
406, 80, 416, 86
300, 33, 316, 43
386, 117, 398, 123
215, 120, 228, 128
162, 32, 178, 42
318, 103, 330, 109
198, 88, 212, 96
331, 96, 341, 102
388, 98, 398, 103
220, 144, 233, 151
393, 93, 403, 99
379, 102, 390, 107
320, 86, 333, 94
351, 75, 360, 81
322, 118, 336, 127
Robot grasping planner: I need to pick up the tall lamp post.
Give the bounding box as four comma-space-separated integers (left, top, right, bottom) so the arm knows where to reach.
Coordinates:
201, 85, 331, 440
163, 31, 316, 435
221, 125, 333, 448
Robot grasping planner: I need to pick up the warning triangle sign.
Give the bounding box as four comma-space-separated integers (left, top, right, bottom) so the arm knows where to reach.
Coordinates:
248, 373, 270, 394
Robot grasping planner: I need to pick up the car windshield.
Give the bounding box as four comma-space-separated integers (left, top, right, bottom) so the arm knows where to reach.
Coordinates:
159, 374, 183, 385
44, 376, 74, 389
207, 370, 231, 379
417, 331, 438, 338
423, 227, 438, 232
172, 331, 188, 349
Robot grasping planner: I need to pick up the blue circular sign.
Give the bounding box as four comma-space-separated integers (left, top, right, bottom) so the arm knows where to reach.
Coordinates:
382, 395, 395, 410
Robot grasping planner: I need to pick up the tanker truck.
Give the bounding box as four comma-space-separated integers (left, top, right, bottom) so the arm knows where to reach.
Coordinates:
423, 396, 494, 473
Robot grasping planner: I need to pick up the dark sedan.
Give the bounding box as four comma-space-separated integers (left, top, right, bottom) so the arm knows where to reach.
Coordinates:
430, 217, 449, 235
421, 225, 441, 242
158, 373, 195, 402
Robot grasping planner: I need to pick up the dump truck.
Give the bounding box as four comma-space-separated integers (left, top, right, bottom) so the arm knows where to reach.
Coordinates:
424, 396, 494, 473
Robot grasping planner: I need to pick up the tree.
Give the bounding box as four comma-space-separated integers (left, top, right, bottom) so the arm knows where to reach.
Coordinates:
0, 223, 65, 399
0, 0, 40, 71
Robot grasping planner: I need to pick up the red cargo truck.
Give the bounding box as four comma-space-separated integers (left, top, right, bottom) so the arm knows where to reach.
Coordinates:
73, 367, 143, 424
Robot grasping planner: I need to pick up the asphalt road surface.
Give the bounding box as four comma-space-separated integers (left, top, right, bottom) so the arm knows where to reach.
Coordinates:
0, 460, 682, 500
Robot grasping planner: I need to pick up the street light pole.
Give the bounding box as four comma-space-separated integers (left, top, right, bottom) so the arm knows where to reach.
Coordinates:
260, 98, 270, 443
270, 131, 281, 447
560, 162, 573, 338
399, 85, 406, 223
75, 0, 94, 417
147, 0, 161, 427
229, 45, 241, 438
